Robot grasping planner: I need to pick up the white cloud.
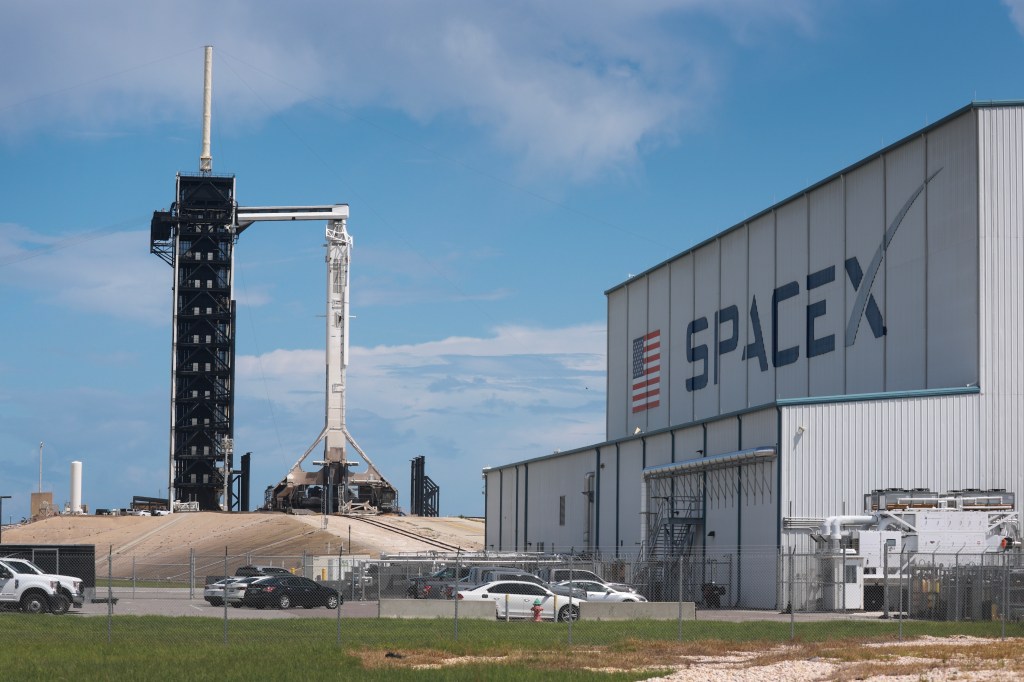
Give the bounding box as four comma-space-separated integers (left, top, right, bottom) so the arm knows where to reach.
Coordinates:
0, 226, 168, 325
235, 323, 607, 459
0, 1, 818, 178
1005, 0, 1024, 35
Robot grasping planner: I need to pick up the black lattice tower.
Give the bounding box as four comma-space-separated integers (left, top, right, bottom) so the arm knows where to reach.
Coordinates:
150, 174, 237, 510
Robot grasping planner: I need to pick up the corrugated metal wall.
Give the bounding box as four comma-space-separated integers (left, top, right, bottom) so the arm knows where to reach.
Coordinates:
779, 393, 982, 522
978, 106, 1024, 505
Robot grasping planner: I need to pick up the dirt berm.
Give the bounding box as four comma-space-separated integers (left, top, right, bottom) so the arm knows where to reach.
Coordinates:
2, 512, 483, 579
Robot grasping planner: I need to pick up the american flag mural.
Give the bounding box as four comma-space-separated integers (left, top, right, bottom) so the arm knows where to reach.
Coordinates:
631, 330, 661, 413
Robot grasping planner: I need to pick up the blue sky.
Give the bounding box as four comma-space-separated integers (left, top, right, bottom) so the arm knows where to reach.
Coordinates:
2, 1, 1023, 521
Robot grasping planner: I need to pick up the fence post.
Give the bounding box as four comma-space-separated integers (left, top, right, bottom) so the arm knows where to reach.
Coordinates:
342, 540, 346, 643
189, 548, 195, 599
954, 552, 960, 622
788, 547, 795, 642
898, 546, 905, 643
1002, 553, 1008, 641
567, 554, 573, 646
132, 556, 136, 599
677, 553, 684, 642
107, 545, 113, 644
453, 555, 461, 642
376, 558, 381, 620
883, 545, 890, 620
223, 547, 228, 645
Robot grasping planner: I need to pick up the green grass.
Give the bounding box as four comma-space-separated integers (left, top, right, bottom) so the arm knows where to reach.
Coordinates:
1, 615, 1022, 681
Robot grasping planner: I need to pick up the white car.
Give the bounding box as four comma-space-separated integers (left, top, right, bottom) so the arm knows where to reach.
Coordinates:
457, 580, 581, 621
555, 579, 647, 602
203, 578, 234, 606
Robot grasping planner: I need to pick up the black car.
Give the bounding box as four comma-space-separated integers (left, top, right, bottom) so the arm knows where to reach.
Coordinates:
234, 565, 293, 577
241, 576, 342, 609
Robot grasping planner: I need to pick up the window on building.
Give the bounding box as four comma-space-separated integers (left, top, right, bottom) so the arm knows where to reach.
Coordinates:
559, 496, 566, 526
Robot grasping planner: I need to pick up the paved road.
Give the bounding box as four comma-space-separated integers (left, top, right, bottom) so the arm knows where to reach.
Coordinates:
75, 592, 382, 619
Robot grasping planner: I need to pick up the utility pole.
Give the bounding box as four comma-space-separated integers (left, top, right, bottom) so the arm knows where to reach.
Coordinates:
38, 442, 43, 492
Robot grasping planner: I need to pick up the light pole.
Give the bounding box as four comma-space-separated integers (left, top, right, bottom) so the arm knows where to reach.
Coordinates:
38, 442, 43, 492
0, 496, 11, 544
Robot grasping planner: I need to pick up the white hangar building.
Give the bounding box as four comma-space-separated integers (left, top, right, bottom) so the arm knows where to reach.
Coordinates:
482, 102, 1024, 607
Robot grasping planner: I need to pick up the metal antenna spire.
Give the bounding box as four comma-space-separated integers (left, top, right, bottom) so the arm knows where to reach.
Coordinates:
199, 46, 213, 174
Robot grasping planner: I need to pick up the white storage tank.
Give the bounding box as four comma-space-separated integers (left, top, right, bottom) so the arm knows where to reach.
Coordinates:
70, 461, 82, 514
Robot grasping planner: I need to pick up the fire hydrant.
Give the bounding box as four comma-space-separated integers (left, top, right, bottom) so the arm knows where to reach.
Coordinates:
531, 598, 544, 622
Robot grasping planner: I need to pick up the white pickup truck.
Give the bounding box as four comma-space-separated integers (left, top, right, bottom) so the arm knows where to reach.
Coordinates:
0, 558, 80, 614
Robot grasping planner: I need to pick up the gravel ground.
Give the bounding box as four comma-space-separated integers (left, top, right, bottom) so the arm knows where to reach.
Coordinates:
644, 636, 1023, 681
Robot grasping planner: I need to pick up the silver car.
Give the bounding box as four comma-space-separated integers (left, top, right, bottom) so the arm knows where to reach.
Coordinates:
224, 576, 269, 607
203, 578, 234, 606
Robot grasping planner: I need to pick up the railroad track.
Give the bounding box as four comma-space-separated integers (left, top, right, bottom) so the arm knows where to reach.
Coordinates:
346, 515, 463, 553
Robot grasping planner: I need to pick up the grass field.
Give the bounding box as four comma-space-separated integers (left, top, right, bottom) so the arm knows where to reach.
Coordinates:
1, 615, 1023, 681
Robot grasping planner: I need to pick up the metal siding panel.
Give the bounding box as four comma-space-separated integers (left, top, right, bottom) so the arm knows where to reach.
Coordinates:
926, 112, 979, 389
781, 394, 982, 521
775, 196, 810, 397
978, 107, 1024, 505
674, 424, 705, 462
522, 451, 594, 553
705, 418, 740, 455
644, 432, 673, 468
597, 444, 618, 554
739, 407, 778, 447
883, 137, 928, 390
485, 472, 500, 547
668, 256, 695, 426
719, 226, 749, 414
746, 214, 776, 405
844, 158, 887, 393
646, 267, 671, 431
607, 290, 629, 439
627, 280, 651, 432
617, 440, 644, 557
808, 178, 846, 396
693, 241, 721, 420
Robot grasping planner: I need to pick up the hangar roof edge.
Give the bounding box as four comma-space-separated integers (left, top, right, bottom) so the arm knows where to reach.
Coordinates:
605, 100, 1024, 296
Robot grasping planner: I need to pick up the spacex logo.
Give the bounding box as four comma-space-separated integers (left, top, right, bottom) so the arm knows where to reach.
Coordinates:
679, 168, 942, 393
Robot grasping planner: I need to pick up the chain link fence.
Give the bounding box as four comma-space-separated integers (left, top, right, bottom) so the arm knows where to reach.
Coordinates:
5, 547, 1024, 648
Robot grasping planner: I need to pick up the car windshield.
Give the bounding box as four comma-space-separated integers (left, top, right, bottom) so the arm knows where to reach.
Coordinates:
2, 559, 43, 574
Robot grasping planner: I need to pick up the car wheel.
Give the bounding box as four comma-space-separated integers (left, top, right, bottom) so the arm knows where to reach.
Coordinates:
407, 585, 418, 598
50, 594, 71, 615
557, 605, 580, 622
209, 598, 223, 606
21, 593, 48, 614
278, 594, 291, 609
326, 594, 339, 609
231, 603, 242, 608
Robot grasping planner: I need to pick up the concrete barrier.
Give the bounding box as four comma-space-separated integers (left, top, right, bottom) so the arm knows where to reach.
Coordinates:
379, 598, 495, 619
579, 601, 695, 621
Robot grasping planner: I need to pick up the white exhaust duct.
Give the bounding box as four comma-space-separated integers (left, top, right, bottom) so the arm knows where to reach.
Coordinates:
70, 461, 82, 514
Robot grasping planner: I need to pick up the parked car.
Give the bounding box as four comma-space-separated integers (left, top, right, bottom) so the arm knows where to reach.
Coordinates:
407, 565, 472, 598
555, 580, 647, 602
537, 567, 637, 594
224, 576, 268, 606
460, 568, 586, 601
241, 576, 341, 610
0, 557, 85, 611
234, 565, 292, 577
457, 580, 581, 621
203, 578, 234, 606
